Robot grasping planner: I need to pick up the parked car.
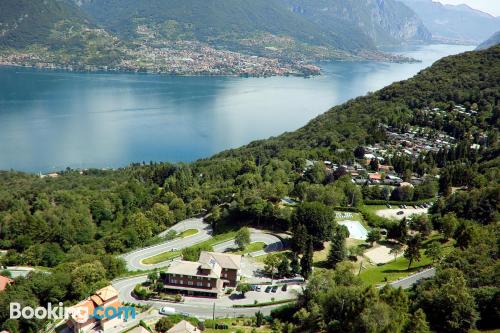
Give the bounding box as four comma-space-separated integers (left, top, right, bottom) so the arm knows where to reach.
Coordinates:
255, 285, 262, 292
397, 211, 404, 215
265, 286, 272, 293
282, 284, 288, 292
271, 286, 278, 293
399, 205, 404, 209
159, 307, 176, 315
386, 204, 392, 208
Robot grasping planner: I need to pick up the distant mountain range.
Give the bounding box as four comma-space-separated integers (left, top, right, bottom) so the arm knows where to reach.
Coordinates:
0, 0, 430, 61
477, 31, 500, 50
401, 0, 500, 44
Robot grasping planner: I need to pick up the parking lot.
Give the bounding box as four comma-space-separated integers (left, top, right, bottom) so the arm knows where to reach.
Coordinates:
376, 206, 429, 220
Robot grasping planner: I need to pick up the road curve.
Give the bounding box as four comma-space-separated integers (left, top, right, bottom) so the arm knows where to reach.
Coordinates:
122, 218, 285, 271
213, 231, 283, 256
121, 218, 212, 271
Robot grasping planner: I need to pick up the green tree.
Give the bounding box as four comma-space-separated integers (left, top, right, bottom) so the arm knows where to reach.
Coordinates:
406, 309, 431, 333
291, 223, 308, 254
290, 253, 301, 275
255, 311, 264, 327
301, 240, 314, 279
327, 227, 347, 268
404, 235, 422, 269
264, 254, 281, 279
366, 228, 381, 247
235, 227, 251, 250
425, 241, 444, 264
292, 202, 334, 249
155, 317, 174, 332
237, 283, 252, 297
277, 256, 291, 278
414, 269, 478, 333
440, 212, 458, 240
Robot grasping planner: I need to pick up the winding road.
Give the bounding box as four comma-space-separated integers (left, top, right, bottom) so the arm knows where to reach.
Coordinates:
122, 218, 212, 271
115, 216, 434, 320
121, 217, 284, 271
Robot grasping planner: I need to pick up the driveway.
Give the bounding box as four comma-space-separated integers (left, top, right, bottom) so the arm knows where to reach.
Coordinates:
121, 218, 212, 271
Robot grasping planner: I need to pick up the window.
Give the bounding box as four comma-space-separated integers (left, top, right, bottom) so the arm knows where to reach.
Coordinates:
188, 281, 194, 286
171, 279, 177, 284
197, 282, 203, 287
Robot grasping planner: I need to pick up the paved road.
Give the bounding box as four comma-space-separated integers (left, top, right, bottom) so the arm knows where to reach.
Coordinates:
388, 267, 436, 289
213, 231, 283, 256
112, 275, 287, 319
122, 218, 285, 271
121, 218, 212, 271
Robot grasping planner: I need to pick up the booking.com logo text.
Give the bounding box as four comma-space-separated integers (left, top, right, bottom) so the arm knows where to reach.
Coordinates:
10, 302, 136, 323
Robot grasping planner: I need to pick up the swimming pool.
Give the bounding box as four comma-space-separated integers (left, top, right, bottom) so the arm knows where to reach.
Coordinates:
338, 220, 368, 240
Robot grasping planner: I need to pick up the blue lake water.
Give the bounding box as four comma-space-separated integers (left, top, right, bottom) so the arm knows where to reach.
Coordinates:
0, 44, 473, 172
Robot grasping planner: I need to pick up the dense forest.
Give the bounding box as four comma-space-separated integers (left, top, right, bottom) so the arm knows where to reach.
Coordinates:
0, 46, 499, 332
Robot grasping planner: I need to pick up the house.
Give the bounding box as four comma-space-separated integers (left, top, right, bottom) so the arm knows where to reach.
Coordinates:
162, 252, 242, 298
0, 275, 13, 292
368, 173, 382, 184
167, 320, 200, 333
67, 286, 123, 333
199, 252, 241, 287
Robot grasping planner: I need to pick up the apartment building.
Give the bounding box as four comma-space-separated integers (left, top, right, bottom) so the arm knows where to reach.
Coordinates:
162, 251, 242, 298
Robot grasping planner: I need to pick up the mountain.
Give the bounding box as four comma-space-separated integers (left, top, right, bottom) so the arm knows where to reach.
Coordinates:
0, 0, 89, 48
477, 31, 500, 50
279, 0, 431, 46
217, 45, 500, 158
0, 0, 432, 72
401, 0, 500, 44
75, 0, 377, 52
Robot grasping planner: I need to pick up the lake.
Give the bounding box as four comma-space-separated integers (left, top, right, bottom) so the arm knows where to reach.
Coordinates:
0, 44, 473, 172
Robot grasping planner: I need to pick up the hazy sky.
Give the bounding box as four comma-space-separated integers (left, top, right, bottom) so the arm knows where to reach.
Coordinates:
437, 0, 500, 16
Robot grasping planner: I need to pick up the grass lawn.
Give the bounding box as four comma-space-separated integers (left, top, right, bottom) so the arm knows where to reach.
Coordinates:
254, 250, 291, 263
360, 234, 454, 285
178, 229, 199, 238
142, 231, 238, 265
361, 205, 387, 215
232, 242, 266, 255
142, 250, 181, 265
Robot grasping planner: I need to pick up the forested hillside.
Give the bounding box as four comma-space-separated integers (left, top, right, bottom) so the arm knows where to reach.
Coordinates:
76, 0, 376, 52
0, 0, 88, 48
0, 47, 499, 332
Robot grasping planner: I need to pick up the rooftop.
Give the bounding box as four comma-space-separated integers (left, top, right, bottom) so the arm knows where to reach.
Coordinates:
168, 320, 200, 333
167, 260, 221, 278
199, 251, 242, 271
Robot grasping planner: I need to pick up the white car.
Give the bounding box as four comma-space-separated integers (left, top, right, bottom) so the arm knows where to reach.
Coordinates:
159, 306, 176, 315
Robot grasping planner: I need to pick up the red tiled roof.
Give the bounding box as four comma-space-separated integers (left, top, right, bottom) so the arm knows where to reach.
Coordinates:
0, 276, 13, 291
